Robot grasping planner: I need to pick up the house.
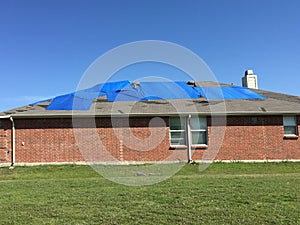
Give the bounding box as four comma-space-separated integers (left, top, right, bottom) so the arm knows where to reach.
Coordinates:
1, 70, 300, 166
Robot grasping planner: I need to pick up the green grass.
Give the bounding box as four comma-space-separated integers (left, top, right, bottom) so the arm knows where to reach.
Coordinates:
0, 162, 300, 224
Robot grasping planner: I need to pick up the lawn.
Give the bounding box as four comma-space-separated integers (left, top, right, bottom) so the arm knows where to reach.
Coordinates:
0, 162, 299, 224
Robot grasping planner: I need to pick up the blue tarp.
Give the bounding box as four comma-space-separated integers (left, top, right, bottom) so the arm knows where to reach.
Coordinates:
42, 80, 265, 110
109, 81, 199, 101
194, 86, 265, 100
46, 80, 130, 110
107, 85, 145, 101
86, 80, 131, 95
140, 81, 199, 100
46, 91, 100, 110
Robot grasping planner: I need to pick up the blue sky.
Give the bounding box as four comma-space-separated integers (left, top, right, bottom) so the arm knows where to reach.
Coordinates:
1, 0, 300, 112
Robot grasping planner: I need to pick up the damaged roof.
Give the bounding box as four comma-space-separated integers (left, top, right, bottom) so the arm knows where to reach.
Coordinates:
1, 81, 300, 117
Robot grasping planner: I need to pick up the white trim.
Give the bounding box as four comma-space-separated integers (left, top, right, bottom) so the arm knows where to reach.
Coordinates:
2, 159, 300, 167
3, 161, 88, 167
190, 129, 206, 132
170, 145, 187, 148
192, 144, 208, 148
283, 134, 298, 138
4, 111, 300, 119
0, 115, 11, 119
201, 159, 300, 163
5, 161, 186, 166
0, 163, 11, 167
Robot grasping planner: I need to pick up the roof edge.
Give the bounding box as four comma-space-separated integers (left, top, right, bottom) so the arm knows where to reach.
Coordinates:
2, 111, 300, 119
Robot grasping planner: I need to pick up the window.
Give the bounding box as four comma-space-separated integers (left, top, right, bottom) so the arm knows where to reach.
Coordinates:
169, 116, 207, 146
169, 117, 186, 146
190, 117, 207, 145
251, 117, 258, 125
283, 116, 298, 136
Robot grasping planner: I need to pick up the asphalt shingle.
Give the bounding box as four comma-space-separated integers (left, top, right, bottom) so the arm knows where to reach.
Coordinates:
1, 82, 300, 117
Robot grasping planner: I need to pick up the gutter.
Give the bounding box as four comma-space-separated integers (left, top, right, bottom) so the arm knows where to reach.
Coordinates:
0, 115, 11, 119
4, 110, 300, 118
0, 115, 15, 167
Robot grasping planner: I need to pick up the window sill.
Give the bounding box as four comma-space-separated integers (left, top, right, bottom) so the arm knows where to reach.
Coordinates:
169, 145, 187, 150
192, 145, 208, 149
169, 145, 208, 150
284, 135, 298, 139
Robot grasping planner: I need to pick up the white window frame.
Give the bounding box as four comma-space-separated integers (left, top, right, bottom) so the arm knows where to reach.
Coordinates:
169, 116, 207, 147
169, 117, 186, 146
190, 117, 207, 146
283, 116, 298, 136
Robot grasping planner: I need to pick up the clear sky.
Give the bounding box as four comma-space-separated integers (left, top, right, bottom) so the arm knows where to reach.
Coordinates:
1, 0, 300, 112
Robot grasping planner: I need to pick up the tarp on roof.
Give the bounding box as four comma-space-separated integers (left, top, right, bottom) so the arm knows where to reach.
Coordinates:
109, 81, 200, 101
87, 80, 131, 95
140, 81, 199, 100
46, 80, 130, 110
44, 80, 265, 110
194, 86, 265, 100
107, 84, 145, 101
46, 91, 101, 110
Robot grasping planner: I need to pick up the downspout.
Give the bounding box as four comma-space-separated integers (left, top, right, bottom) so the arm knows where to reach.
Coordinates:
186, 114, 192, 163
9, 116, 15, 167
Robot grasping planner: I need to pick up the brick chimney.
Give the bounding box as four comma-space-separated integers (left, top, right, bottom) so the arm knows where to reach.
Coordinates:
242, 69, 258, 89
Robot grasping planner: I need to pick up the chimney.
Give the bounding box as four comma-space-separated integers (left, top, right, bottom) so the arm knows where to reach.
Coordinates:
242, 69, 258, 89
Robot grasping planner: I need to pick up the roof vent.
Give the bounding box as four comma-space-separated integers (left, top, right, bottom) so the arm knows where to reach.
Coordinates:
242, 69, 258, 89
186, 80, 196, 87
132, 82, 140, 89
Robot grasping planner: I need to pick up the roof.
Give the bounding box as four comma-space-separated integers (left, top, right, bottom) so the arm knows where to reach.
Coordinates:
1, 81, 300, 118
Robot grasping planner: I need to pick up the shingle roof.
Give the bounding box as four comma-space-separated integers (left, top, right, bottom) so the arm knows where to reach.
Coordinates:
1, 82, 300, 118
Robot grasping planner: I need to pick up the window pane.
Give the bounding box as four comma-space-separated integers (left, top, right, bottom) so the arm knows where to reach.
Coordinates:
190, 117, 207, 130
191, 131, 207, 145
283, 116, 296, 126
170, 117, 186, 130
170, 131, 186, 145
284, 126, 297, 135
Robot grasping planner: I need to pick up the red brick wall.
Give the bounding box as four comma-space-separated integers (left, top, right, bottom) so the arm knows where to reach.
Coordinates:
192, 115, 300, 161
1, 117, 176, 163
0, 115, 300, 164
0, 120, 11, 163
11, 118, 81, 163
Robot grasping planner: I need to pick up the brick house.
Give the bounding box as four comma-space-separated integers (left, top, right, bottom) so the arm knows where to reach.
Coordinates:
1, 73, 300, 166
